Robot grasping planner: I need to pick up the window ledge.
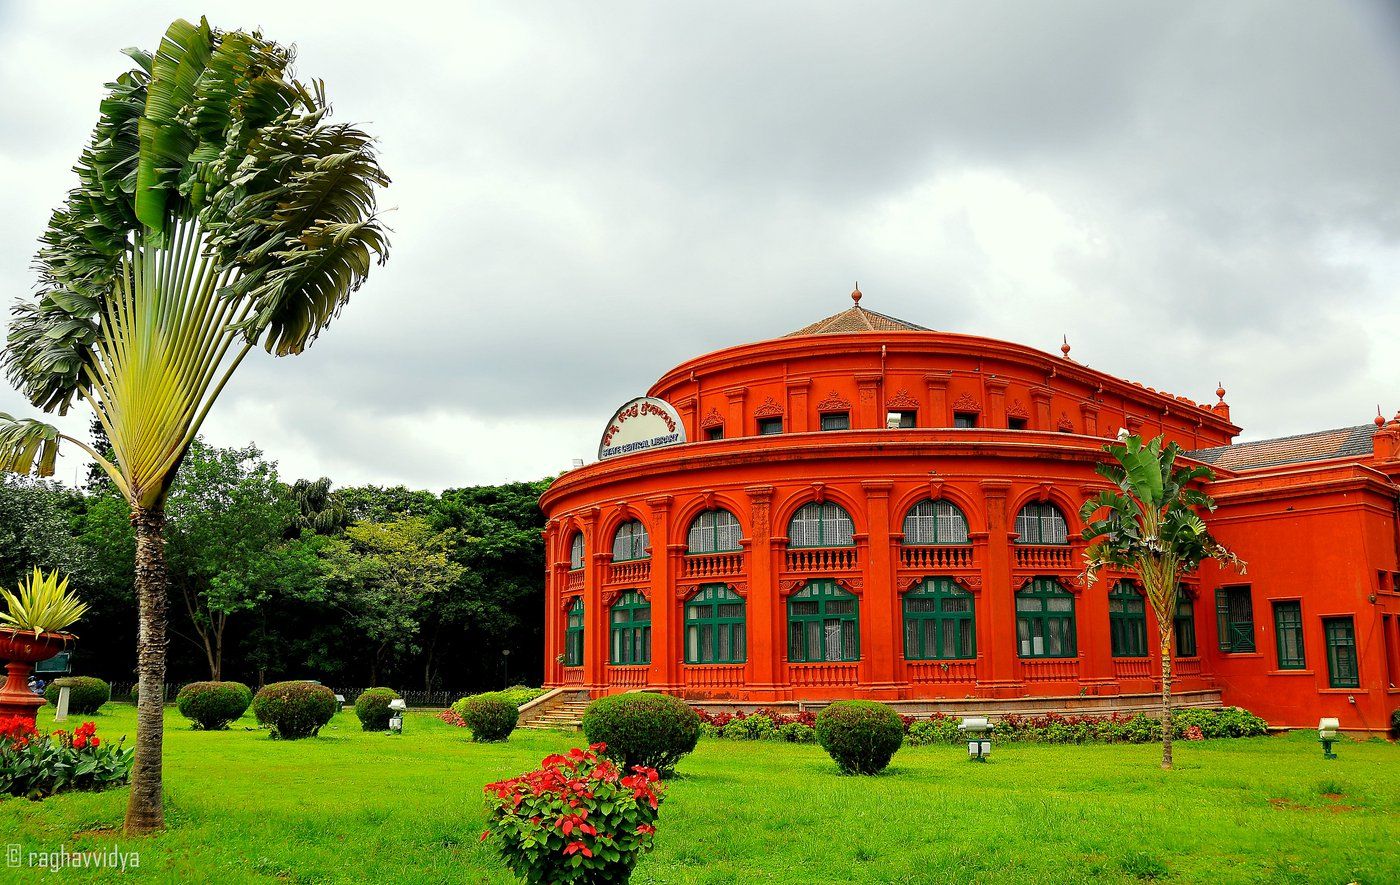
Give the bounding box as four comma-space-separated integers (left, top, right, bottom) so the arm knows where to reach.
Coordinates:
1218, 652, 1263, 659
1267, 669, 1314, 676
1317, 687, 1365, 694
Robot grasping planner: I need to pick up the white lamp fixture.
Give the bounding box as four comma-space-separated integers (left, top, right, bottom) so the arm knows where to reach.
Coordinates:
1317, 717, 1339, 759
388, 698, 407, 734
958, 716, 993, 762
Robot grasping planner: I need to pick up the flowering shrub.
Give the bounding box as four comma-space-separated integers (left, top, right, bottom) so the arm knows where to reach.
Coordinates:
482, 744, 665, 884
692, 706, 1268, 746
457, 692, 520, 742
0, 719, 134, 799
439, 708, 467, 727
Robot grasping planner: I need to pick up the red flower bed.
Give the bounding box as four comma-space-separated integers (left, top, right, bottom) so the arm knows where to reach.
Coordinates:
482, 744, 665, 884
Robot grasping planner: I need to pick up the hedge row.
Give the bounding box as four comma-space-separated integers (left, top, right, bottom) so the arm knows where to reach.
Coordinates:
695, 706, 1269, 745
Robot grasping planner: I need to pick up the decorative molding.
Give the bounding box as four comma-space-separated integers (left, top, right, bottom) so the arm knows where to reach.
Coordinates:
927, 478, 945, 501
677, 581, 747, 600
834, 576, 864, 595
1057, 412, 1075, 433
699, 407, 724, 428
886, 388, 920, 410
701, 489, 717, 511
753, 397, 784, 418
1007, 399, 1029, 419
811, 481, 826, 504
778, 579, 807, 597
816, 390, 852, 412
952, 392, 982, 413
951, 574, 983, 593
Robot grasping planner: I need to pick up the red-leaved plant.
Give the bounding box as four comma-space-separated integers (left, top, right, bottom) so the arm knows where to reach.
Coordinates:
482, 743, 665, 884
0, 718, 133, 799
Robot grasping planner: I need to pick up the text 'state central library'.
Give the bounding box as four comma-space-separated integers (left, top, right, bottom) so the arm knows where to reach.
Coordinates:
539, 291, 1400, 731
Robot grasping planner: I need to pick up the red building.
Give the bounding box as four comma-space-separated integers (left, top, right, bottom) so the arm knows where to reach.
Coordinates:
539, 291, 1400, 731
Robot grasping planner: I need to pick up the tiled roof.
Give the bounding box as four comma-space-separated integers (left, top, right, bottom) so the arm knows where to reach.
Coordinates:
1189, 425, 1375, 472
785, 305, 930, 337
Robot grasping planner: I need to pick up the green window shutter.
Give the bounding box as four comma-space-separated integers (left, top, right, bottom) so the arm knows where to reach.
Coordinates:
786, 579, 859, 662
1109, 582, 1148, 658
1324, 617, 1359, 688
683, 584, 746, 664
608, 591, 651, 665
1015, 578, 1076, 658
1272, 601, 1305, 669
565, 598, 585, 666
1174, 596, 1197, 657
901, 577, 975, 660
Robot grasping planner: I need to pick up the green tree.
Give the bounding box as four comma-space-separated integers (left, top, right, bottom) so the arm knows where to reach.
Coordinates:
165, 441, 295, 681
0, 18, 389, 832
0, 476, 89, 588
287, 477, 348, 538
338, 484, 439, 523
320, 517, 464, 685
1080, 434, 1245, 769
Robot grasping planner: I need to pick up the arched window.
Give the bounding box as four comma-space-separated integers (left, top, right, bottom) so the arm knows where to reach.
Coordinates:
568, 533, 584, 570
1109, 581, 1148, 657
787, 580, 859, 662
609, 591, 651, 665
903, 577, 975, 660
1015, 502, 1068, 545
612, 519, 649, 561
687, 509, 742, 554
902, 499, 970, 545
1015, 578, 1076, 658
564, 598, 585, 666
685, 584, 745, 664
788, 502, 855, 548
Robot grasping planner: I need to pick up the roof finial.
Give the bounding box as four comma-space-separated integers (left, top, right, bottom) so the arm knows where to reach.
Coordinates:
1377, 406, 1387, 429
850, 283, 862, 305
1060, 334, 1071, 359
1216, 382, 1226, 403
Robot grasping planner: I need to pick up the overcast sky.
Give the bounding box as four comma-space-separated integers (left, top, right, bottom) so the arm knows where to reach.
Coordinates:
2, 1, 1398, 491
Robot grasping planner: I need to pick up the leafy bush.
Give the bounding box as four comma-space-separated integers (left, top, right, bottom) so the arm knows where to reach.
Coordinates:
498, 685, 548, 707
0, 718, 133, 799
815, 700, 904, 775
483, 744, 664, 885
457, 692, 520, 742
1172, 707, 1267, 739
43, 676, 110, 714
176, 681, 252, 730
252, 681, 336, 739
1391, 708, 1399, 738
581, 693, 700, 777
0, 567, 87, 633
354, 687, 401, 731
905, 715, 960, 746
720, 713, 777, 741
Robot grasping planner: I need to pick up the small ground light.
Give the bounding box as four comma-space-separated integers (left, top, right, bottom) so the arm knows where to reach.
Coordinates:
334, 694, 346, 713
1317, 717, 1340, 759
958, 716, 993, 762
388, 698, 407, 734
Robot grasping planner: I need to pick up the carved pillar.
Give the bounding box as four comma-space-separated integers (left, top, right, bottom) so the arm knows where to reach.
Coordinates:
1031, 388, 1053, 432
542, 521, 560, 687
1080, 401, 1100, 438
646, 496, 677, 691
925, 372, 951, 427
786, 379, 811, 433
745, 485, 782, 699
726, 388, 747, 437
978, 481, 1022, 695
985, 377, 1009, 428
856, 375, 882, 429
860, 481, 898, 696
674, 397, 697, 441
582, 510, 605, 694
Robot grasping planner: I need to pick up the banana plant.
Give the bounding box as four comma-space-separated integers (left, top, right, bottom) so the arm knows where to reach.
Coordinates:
0, 567, 88, 635
0, 18, 389, 832
1081, 433, 1245, 770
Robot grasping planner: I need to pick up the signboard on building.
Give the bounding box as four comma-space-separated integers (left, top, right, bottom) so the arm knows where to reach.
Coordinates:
598, 397, 686, 461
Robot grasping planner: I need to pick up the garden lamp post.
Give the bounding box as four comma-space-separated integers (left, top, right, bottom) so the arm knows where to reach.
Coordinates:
1317, 718, 1340, 759
388, 698, 407, 734
502, 649, 511, 688
958, 716, 993, 762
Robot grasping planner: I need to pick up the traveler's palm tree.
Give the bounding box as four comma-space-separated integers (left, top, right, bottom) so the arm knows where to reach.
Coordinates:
1080, 434, 1243, 769
0, 19, 389, 832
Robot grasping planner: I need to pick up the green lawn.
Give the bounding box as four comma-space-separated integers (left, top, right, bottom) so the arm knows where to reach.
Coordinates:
1, 704, 1396, 883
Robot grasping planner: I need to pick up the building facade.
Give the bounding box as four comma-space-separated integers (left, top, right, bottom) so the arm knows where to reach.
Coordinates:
539, 292, 1400, 730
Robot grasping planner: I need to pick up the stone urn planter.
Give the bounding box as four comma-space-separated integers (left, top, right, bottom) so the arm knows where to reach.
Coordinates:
0, 629, 73, 725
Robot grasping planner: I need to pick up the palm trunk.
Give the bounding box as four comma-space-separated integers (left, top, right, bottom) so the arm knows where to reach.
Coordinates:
1159, 621, 1175, 771
124, 507, 168, 834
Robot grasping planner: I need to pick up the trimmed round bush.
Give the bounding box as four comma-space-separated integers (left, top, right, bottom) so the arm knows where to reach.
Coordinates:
176, 681, 252, 730
252, 681, 336, 739
354, 687, 402, 731
581, 692, 700, 776
456, 691, 520, 742
43, 676, 110, 714
815, 700, 904, 775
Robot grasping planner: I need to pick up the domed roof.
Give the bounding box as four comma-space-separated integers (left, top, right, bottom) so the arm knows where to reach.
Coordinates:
784, 286, 930, 337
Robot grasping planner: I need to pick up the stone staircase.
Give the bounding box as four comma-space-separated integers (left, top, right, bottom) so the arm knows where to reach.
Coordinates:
518, 689, 591, 730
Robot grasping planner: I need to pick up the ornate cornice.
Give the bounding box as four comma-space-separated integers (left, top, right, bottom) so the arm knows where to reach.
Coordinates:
952, 392, 982, 413
753, 397, 784, 418
886, 388, 920, 410
700, 407, 724, 428
816, 390, 852, 412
